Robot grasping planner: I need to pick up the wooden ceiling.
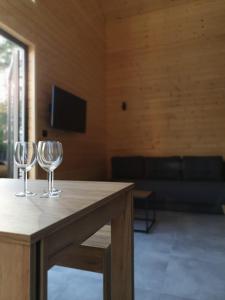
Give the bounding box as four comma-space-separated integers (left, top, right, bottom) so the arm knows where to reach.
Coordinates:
100, 0, 193, 21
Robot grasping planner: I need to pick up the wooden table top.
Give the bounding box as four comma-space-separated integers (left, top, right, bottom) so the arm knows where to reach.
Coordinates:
133, 190, 152, 199
0, 179, 134, 243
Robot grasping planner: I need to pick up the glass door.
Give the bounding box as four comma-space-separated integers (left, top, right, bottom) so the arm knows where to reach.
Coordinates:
0, 30, 27, 178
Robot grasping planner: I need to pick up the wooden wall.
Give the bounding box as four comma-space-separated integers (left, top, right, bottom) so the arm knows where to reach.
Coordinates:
101, 0, 194, 21
105, 0, 225, 166
1, 0, 225, 180
0, 0, 107, 180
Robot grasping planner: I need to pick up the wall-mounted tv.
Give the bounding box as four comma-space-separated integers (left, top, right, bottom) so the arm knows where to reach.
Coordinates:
51, 86, 87, 132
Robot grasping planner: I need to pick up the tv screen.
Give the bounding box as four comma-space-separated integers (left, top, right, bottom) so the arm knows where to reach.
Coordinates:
51, 86, 86, 132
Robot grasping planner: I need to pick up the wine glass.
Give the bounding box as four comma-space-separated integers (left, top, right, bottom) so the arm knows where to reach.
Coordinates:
37, 141, 63, 198
52, 142, 63, 194
14, 142, 37, 197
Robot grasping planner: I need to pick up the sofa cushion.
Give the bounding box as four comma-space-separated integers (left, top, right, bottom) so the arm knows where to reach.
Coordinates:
133, 179, 225, 213
145, 157, 181, 180
111, 156, 144, 180
182, 156, 224, 181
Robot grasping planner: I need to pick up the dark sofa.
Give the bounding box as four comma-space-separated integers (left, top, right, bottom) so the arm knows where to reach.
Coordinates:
111, 156, 225, 214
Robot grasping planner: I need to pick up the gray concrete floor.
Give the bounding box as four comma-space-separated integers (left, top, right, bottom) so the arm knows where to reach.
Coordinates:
48, 211, 225, 300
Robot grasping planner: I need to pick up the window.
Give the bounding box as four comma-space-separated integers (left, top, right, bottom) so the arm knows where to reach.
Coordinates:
0, 29, 28, 178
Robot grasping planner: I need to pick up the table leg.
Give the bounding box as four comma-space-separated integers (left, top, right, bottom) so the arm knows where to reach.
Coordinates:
111, 191, 134, 300
0, 240, 38, 300
134, 194, 156, 233
39, 240, 48, 300
30, 241, 47, 300
145, 197, 150, 233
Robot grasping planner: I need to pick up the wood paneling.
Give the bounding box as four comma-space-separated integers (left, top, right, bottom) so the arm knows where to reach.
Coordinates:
106, 0, 225, 165
101, 0, 194, 21
0, 0, 106, 180
1, 0, 225, 179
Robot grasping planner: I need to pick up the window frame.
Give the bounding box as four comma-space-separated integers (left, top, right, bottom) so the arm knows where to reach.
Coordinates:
0, 28, 29, 141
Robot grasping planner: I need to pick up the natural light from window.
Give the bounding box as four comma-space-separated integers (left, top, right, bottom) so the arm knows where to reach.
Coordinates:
0, 33, 26, 178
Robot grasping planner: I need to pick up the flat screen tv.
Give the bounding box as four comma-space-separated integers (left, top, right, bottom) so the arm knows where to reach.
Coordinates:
51, 86, 86, 132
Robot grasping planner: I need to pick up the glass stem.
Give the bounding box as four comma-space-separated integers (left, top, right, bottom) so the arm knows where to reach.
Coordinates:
24, 169, 28, 195
52, 171, 54, 191
48, 171, 53, 194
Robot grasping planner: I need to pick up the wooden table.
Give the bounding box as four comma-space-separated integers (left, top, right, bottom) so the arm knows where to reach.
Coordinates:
133, 190, 153, 199
0, 179, 134, 300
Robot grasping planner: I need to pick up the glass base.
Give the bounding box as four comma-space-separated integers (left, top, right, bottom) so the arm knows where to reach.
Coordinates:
16, 191, 36, 197
40, 191, 59, 198
53, 188, 61, 194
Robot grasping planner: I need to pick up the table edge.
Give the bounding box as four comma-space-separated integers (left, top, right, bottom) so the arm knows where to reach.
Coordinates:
0, 182, 135, 244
